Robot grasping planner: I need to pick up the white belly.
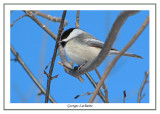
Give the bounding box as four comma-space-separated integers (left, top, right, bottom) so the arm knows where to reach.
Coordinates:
64, 40, 101, 65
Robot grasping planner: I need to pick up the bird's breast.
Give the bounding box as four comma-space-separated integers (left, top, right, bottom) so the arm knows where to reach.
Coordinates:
64, 40, 101, 65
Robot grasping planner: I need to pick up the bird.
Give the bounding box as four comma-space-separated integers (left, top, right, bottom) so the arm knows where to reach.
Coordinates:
60, 28, 143, 67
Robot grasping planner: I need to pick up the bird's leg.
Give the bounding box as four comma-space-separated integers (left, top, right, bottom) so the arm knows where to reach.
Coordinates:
73, 61, 87, 71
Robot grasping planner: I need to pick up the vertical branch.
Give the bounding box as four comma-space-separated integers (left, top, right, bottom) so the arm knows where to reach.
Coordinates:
75, 10, 80, 29
45, 10, 67, 103
95, 69, 109, 103
123, 90, 126, 103
89, 15, 149, 103
138, 70, 149, 103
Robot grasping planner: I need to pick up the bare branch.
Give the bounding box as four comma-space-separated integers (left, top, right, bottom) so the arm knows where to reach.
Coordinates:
75, 10, 80, 28
95, 69, 109, 103
32, 10, 68, 26
58, 11, 140, 77
85, 72, 106, 102
10, 14, 28, 27
45, 10, 67, 103
10, 44, 56, 103
123, 90, 126, 103
138, 70, 149, 103
89, 15, 149, 103
24, 10, 57, 40
74, 92, 93, 99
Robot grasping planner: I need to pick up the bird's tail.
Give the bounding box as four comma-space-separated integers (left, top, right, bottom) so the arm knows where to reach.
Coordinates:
109, 49, 143, 59
122, 52, 143, 59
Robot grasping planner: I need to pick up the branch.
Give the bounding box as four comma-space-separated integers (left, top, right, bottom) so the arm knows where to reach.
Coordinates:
24, 10, 57, 40
89, 15, 149, 103
75, 10, 80, 28
45, 10, 67, 103
85, 72, 106, 102
10, 44, 56, 103
95, 69, 109, 103
10, 14, 28, 27
138, 70, 149, 103
24, 10, 83, 82
58, 11, 140, 77
74, 92, 93, 99
123, 90, 126, 103
32, 10, 68, 27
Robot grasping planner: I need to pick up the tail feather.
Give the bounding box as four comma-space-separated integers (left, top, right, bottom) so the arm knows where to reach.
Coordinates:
123, 52, 143, 59
109, 49, 143, 59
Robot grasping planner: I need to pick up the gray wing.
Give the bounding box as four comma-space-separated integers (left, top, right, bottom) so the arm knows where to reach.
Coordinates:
79, 31, 104, 48
85, 38, 104, 48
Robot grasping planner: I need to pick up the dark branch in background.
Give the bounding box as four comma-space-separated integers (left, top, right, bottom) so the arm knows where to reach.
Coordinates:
123, 90, 126, 103
75, 10, 80, 28
95, 69, 109, 103
58, 11, 140, 78
89, 15, 149, 103
138, 70, 149, 103
10, 44, 56, 103
32, 10, 68, 27
44, 10, 67, 103
85, 73, 106, 102
24, 10, 57, 40
10, 14, 28, 27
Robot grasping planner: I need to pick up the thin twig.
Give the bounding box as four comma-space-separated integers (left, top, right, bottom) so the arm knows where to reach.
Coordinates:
74, 92, 93, 99
123, 90, 126, 103
85, 72, 106, 102
10, 14, 28, 27
10, 44, 56, 103
138, 70, 149, 103
75, 10, 80, 28
45, 10, 67, 103
24, 10, 57, 40
58, 11, 140, 77
32, 10, 68, 26
89, 15, 149, 103
95, 69, 109, 103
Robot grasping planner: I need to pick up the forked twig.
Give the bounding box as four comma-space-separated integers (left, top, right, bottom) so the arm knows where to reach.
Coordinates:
138, 70, 149, 103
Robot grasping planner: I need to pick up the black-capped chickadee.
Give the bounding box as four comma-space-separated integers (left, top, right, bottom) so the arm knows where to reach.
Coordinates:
60, 28, 143, 67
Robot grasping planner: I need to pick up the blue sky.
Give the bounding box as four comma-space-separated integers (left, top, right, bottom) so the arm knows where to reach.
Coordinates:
10, 10, 149, 103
